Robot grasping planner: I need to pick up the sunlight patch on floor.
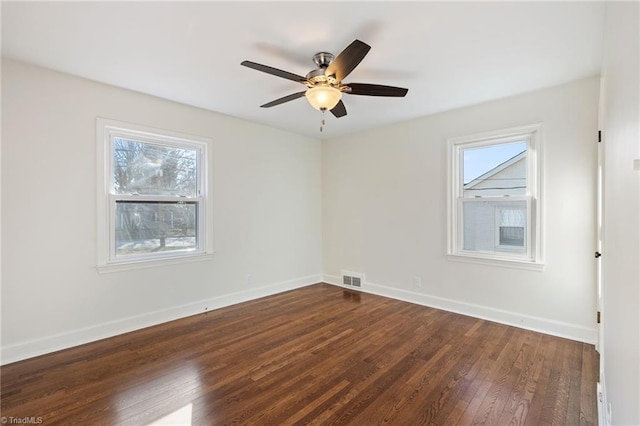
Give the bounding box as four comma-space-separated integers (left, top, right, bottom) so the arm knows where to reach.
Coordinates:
147, 403, 193, 426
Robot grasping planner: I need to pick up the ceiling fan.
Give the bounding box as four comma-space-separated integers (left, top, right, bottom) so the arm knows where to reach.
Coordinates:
241, 39, 408, 119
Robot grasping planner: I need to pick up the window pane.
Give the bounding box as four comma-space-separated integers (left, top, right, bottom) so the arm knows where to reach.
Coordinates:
462, 200, 527, 253
462, 141, 527, 198
499, 208, 525, 226
500, 227, 525, 246
115, 201, 197, 256
113, 138, 197, 196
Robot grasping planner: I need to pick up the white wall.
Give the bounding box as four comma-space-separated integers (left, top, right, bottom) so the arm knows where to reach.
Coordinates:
1, 59, 323, 364
0, 59, 603, 368
323, 77, 599, 342
600, 1, 640, 424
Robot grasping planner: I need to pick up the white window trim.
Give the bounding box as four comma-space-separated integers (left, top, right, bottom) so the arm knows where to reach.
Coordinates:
446, 123, 544, 271
96, 118, 214, 273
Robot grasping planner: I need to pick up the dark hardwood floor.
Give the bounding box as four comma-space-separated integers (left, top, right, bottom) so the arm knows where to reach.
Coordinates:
1, 283, 598, 425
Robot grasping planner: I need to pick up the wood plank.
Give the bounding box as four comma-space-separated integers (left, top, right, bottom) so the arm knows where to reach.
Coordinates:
0, 284, 599, 425
580, 343, 599, 426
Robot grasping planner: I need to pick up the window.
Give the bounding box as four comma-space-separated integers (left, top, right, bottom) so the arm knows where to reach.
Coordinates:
447, 123, 543, 269
97, 119, 213, 271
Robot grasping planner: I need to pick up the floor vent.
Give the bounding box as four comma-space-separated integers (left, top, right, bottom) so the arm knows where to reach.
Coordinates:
341, 271, 365, 288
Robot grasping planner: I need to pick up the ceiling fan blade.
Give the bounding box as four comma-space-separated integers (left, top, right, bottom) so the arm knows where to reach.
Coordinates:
325, 39, 371, 82
330, 100, 347, 118
345, 83, 408, 97
241, 60, 307, 83
260, 91, 307, 108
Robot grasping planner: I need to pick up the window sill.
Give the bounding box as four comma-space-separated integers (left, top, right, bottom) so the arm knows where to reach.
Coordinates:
97, 252, 215, 274
447, 253, 545, 271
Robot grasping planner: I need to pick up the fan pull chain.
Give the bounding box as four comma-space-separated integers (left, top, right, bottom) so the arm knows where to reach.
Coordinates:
320, 108, 326, 132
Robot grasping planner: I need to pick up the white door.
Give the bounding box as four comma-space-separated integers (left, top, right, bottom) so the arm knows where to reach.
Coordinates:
595, 133, 604, 353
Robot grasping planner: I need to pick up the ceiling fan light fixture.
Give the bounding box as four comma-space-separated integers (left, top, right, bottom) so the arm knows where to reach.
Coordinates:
241, 39, 408, 121
305, 86, 342, 111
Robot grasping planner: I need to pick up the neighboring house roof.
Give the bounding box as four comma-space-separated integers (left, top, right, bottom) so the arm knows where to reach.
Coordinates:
464, 151, 526, 191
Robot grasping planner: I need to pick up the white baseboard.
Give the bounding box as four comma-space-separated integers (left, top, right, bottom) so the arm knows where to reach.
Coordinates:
597, 378, 611, 426
323, 274, 596, 344
3, 273, 596, 365
1, 274, 321, 365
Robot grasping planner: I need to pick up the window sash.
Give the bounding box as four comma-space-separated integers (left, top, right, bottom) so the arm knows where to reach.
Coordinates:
457, 196, 533, 260
109, 195, 205, 262
108, 134, 203, 197
111, 135, 200, 196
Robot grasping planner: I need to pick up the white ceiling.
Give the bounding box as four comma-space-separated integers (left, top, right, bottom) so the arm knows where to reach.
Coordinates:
1, 1, 605, 140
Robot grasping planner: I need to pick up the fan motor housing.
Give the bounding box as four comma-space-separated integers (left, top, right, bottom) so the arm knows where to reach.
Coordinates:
306, 52, 339, 86
306, 68, 328, 84
306, 69, 338, 86
312, 52, 334, 68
